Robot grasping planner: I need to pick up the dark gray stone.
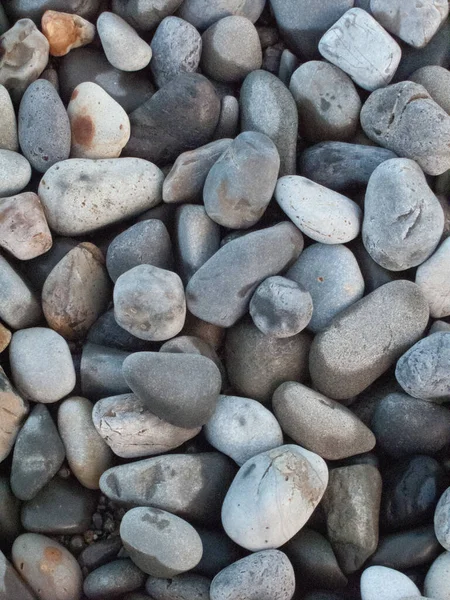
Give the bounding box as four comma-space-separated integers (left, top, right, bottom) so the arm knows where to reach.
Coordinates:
83, 559, 146, 600
195, 528, 243, 578
369, 526, 441, 570
112, 0, 184, 31
0, 477, 21, 548
87, 310, 149, 352
351, 239, 398, 294
81, 343, 131, 400
177, 0, 265, 30
79, 537, 123, 572
20, 237, 78, 293
146, 574, 211, 600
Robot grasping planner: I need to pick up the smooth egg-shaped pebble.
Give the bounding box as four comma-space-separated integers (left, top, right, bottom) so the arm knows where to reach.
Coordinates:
360, 566, 421, 600
83, 559, 146, 600
435, 487, 450, 551
114, 265, 185, 342
204, 395, 283, 465
12, 533, 83, 600
41, 10, 96, 57
0, 84, 18, 151
68, 81, 130, 159
58, 396, 114, 489
38, 158, 164, 236
275, 176, 361, 244
18, 79, 70, 173
416, 237, 450, 318
97, 12, 152, 72
0, 150, 31, 196
425, 551, 450, 600
210, 550, 295, 600
222, 444, 328, 551
120, 507, 203, 576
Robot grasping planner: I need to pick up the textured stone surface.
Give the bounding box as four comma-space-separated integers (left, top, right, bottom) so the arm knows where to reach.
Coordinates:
0, 150, 31, 196
0, 84, 17, 150
416, 238, 450, 318
41, 9, 95, 56
410, 66, 450, 115
97, 12, 152, 72
146, 574, 211, 600
360, 566, 421, 600
0, 367, 28, 464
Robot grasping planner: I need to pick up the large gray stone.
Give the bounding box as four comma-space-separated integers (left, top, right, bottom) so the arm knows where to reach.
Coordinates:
177, 0, 265, 30
416, 238, 450, 318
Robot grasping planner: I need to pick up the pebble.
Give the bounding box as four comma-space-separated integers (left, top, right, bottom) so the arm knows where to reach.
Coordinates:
323, 465, 382, 573
410, 66, 450, 115
0, 84, 18, 150
0, 549, 37, 600
112, 0, 184, 31
58, 396, 114, 489
221, 444, 328, 551
360, 81, 450, 176
249, 275, 313, 337
290, 61, 361, 143
240, 69, 298, 176
20, 236, 77, 292
160, 334, 225, 381
201, 16, 262, 83
273, 382, 376, 460
360, 565, 421, 600
12, 533, 83, 600
424, 551, 450, 600
100, 453, 234, 524
87, 310, 148, 352
107, 220, 173, 283
204, 395, 283, 466
416, 238, 450, 318
0, 254, 42, 329
287, 243, 365, 333
122, 352, 221, 427
210, 550, 295, 600
370, 0, 449, 49
10, 404, 65, 501
41, 10, 96, 57
125, 73, 220, 165
18, 78, 71, 172
318, 8, 402, 92
299, 142, 397, 192
435, 487, 450, 551
0, 476, 21, 545
10, 327, 76, 403
195, 528, 243, 578
0, 192, 52, 260
0, 19, 49, 102
177, 0, 265, 30
92, 393, 201, 458
42, 243, 111, 341
186, 222, 304, 327
80, 343, 131, 400
225, 318, 311, 403
120, 507, 203, 576
430, 320, 450, 335
84, 559, 146, 600
0, 367, 28, 464
363, 158, 444, 271
213, 95, 239, 139
203, 131, 280, 228
163, 139, 232, 204
370, 525, 441, 570
5, 1, 100, 23
67, 82, 130, 159
146, 574, 210, 600
97, 12, 152, 72
78, 536, 123, 572
150, 16, 202, 88
0, 150, 31, 196
275, 176, 362, 244
39, 158, 163, 236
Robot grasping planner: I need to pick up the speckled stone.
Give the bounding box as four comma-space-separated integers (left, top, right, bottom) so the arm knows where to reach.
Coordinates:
146, 574, 210, 600
0, 150, 31, 196
416, 238, 450, 318
0, 84, 18, 150
84, 559, 146, 600
0, 254, 42, 329
177, 0, 265, 30
41, 10, 95, 57
410, 66, 450, 115
360, 566, 421, 600
97, 12, 152, 72
0, 367, 28, 464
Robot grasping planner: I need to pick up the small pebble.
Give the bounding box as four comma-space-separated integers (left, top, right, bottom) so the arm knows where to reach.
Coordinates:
97, 12, 152, 72
41, 10, 95, 57
83, 559, 146, 600
360, 565, 421, 600
0, 150, 31, 196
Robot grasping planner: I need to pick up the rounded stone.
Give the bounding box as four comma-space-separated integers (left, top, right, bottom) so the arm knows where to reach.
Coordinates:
87, 309, 148, 352
360, 566, 421, 600
201, 16, 262, 83
84, 559, 147, 600
146, 574, 211, 600
41, 10, 96, 57
410, 66, 450, 115
12, 533, 83, 600
0, 84, 17, 151
0, 368, 28, 465
112, 0, 185, 31
10, 327, 75, 403
0, 254, 42, 330
18, 79, 70, 173
290, 61, 361, 142
177, 0, 265, 30
0, 550, 36, 600
222, 444, 328, 551
424, 551, 450, 600
114, 264, 185, 342
435, 487, 450, 551
0, 150, 31, 196
203, 131, 280, 228
275, 176, 362, 244
97, 12, 152, 72
416, 238, 450, 318
120, 507, 203, 577
160, 334, 224, 378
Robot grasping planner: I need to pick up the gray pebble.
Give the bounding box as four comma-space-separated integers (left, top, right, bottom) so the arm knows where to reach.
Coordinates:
87, 309, 149, 352
429, 320, 450, 335
318, 8, 401, 92
84, 559, 146, 600
309, 280, 429, 400
368, 525, 441, 570
287, 244, 365, 333
11, 404, 65, 501
203, 131, 280, 228
249, 275, 313, 337
81, 343, 131, 400
201, 16, 262, 83
352, 239, 398, 294
177, 0, 265, 31
0, 549, 36, 600
186, 222, 304, 327
213, 95, 239, 140
360, 566, 421, 600
210, 550, 295, 600
120, 507, 203, 577
97, 12, 152, 72
0, 84, 17, 151
112, 0, 184, 31
435, 487, 450, 552
409, 66, 450, 115
360, 81, 450, 176
425, 552, 450, 600
107, 220, 173, 283
240, 69, 298, 176
123, 351, 221, 427
146, 574, 211, 600
416, 237, 450, 318
278, 49, 300, 87
0, 367, 28, 464
0, 253, 42, 329
0, 149, 30, 196
151, 17, 202, 88
79, 537, 123, 572
10, 327, 75, 403
363, 158, 444, 271
290, 61, 361, 143
0, 477, 21, 545
395, 332, 450, 400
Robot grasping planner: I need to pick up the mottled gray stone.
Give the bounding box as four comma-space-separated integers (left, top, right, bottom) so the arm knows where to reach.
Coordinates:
360, 81, 450, 176
319, 8, 401, 92
363, 158, 444, 271
186, 222, 304, 327
97, 12, 152, 72
177, 0, 265, 30
146, 574, 211, 600
84, 559, 146, 600
0, 150, 31, 196
112, 0, 184, 31
0, 368, 28, 465
309, 281, 429, 400
0, 550, 36, 600
0, 84, 17, 150
416, 238, 450, 318
410, 66, 450, 115
0, 254, 41, 329
213, 95, 239, 140
81, 343, 131, 400
360, 566, 421, 600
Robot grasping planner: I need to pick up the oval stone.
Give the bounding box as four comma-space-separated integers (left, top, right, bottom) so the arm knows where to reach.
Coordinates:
41, 10, 96, 57
0, 254, 42, 329
97, 12, 152, 72
0, 84, 18, 151
0, 150, 31, 196
83, 559, 146, 600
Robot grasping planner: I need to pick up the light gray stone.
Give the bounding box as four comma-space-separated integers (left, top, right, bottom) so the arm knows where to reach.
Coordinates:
97, 12, 152, 72
0, 367, 28, 465
112, 0, 184, 31
0, 84, 17, 151
424, 551, 450, 600
360, 566, 421, 600
410, 66, 450, 114
416, 238, 450, 318
177, 0, 265, 31
0, 254, 42, 329
0, 150, 31, 196
435, 487, 450, 551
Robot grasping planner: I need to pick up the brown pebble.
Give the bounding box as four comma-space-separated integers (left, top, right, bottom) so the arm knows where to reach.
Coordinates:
0, 322, 11, 352
42, 10, 96, 57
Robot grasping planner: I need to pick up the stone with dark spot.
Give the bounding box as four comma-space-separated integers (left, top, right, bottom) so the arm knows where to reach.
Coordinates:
84, 559, 146, 600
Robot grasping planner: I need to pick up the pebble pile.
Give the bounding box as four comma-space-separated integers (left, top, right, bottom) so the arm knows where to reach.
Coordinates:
0, 1, 449, 600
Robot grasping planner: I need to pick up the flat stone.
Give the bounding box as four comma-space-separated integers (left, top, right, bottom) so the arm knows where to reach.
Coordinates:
84, 559, 146, 600
146, 574, 211, 600
112, 0, 184, 31
81, 343, 131, 400
186, 222, 304, 327
41, 10, 95, 57
360, 81, 450, 176
87, 310, 149, 352
360, 566, 421, 600
0, 84, 17, 150
222, 444, 328, 551
416, 238, 450, 318
319, 8, 401, 91
10, 404, 65, 501
369, 525, 441, 570
10, 327, 75, 403
97, 12, 152, 72
410, 66, 450, 115
177, 0, 265, 30
0, 550, 36, 600
38, 158, 164, 236
0, 254, 42, 329
0, 368, 28, 464
435, 487, 450, 551
0, 150, 31, 196
424, 551, 450, 600
213, 95, 239, 140
290, 61, 361, 142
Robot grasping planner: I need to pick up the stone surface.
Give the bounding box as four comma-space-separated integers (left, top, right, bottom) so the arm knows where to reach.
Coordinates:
84, 559, 146, 600
78, 537, 123, 572
424, 551, 450, 600
120, 507, 203, 576
0, 84, 17, 150
416, 238, 450, 318
97, 12, 152, 72
213, 95, 239, 140
4, 1, 101, 23
41, 10, 95, 56
0, 550, 36, 600
195, 528, 243, 578
222, 444, 328, 551
319, 8, 401, 91
369, 525, 441, 570
87, 309, 148, 352
159, 334, 225, 380
410, 66, 450, 115
0, 367, 28, 464
146, 574, 211, 600
360, 566, 421, 600
112, 0, 184, 31
177, 0, 265, 30
0, 150, 31, 196
81, 343, 131, 400
436, 487, 450, 551
0, 254, 42, 329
